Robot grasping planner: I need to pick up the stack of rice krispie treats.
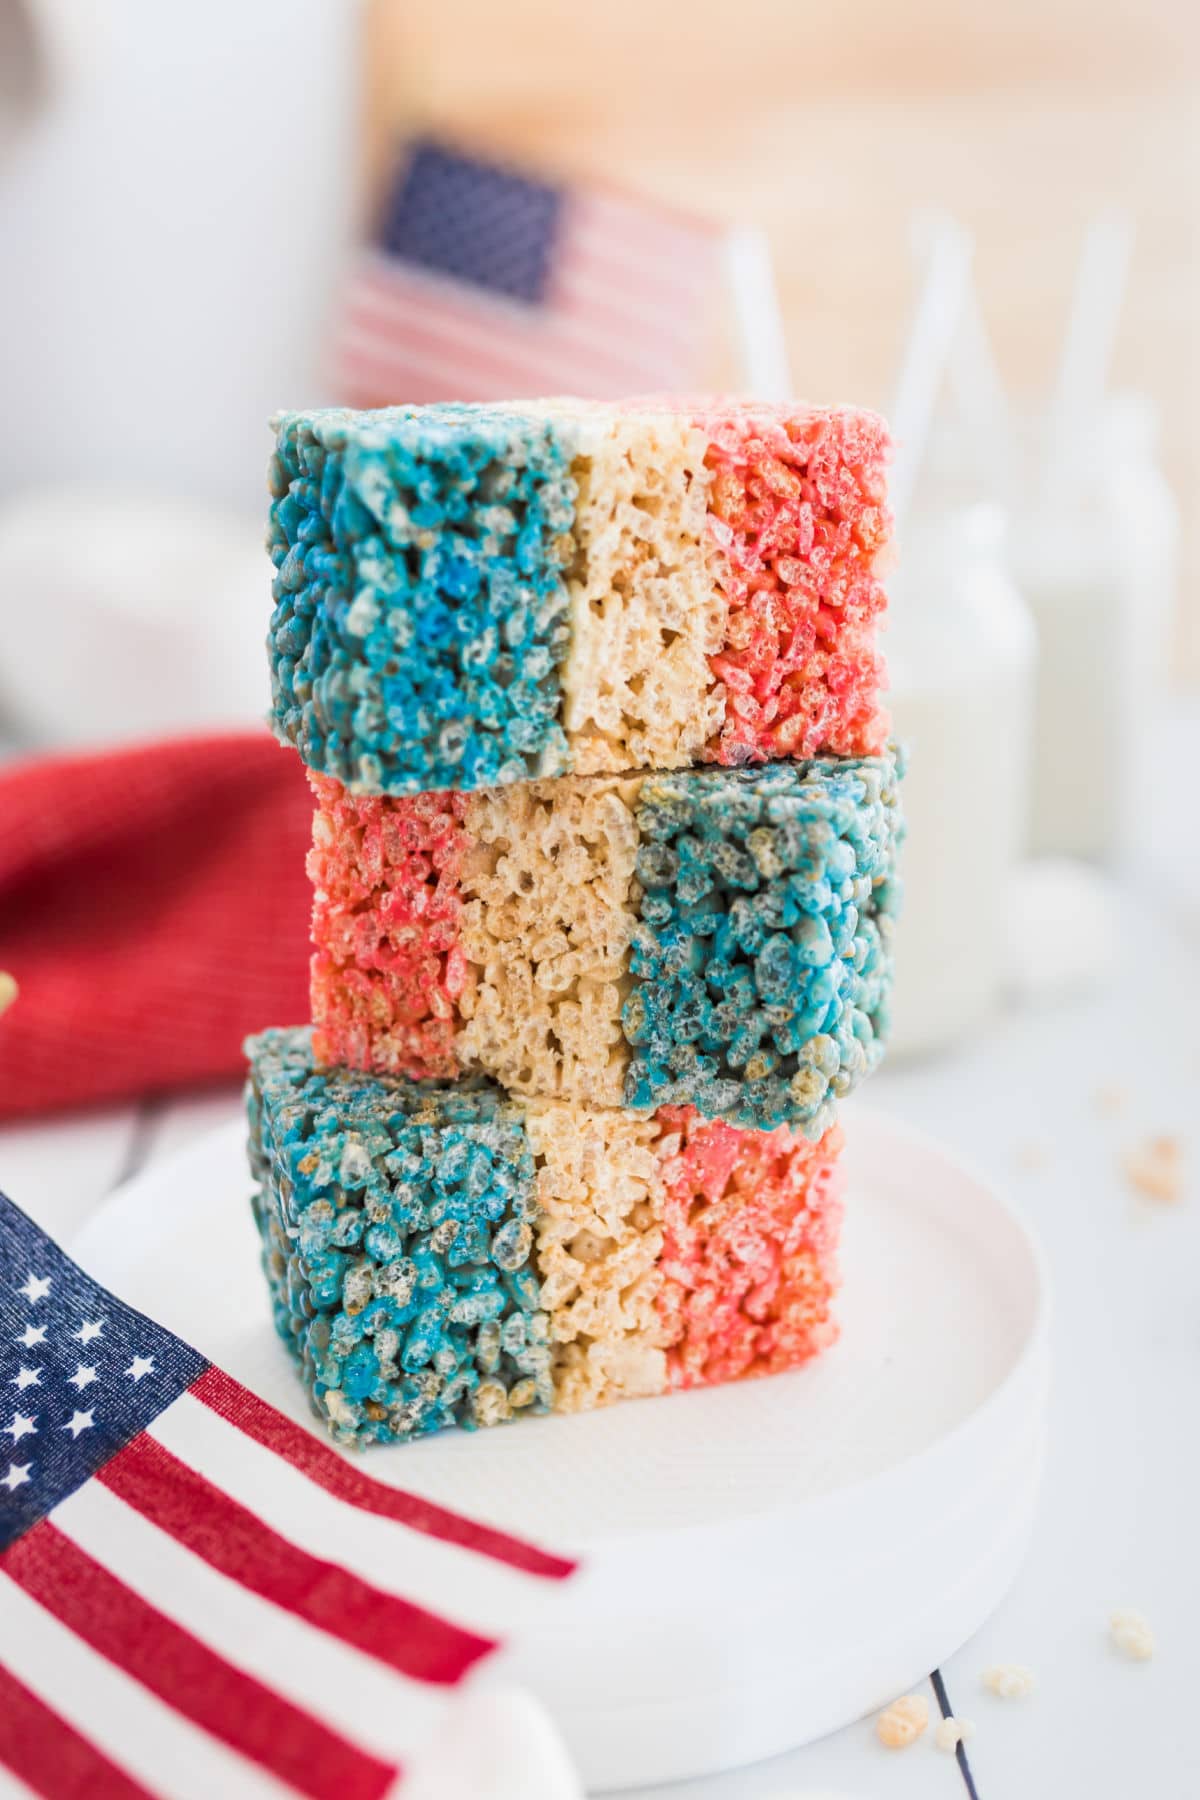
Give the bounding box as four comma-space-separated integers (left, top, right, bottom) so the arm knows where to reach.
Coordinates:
248, 399, 903, 1448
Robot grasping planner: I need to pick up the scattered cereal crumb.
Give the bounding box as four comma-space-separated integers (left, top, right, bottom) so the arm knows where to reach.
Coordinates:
1094, 1083, 1128, 1117
1121, 1137, 1184, 1204
876, 1694, 929, 1748
1110, 1609, 1155, 1661
982, 1663, 1035, 1699
1015, 1140, 1050, 1170
935, 1715, 975, 1752
0, 972, 17, 1019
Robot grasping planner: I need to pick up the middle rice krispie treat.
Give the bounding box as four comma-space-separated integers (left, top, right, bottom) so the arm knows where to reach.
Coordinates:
248, 1027, 843, 1448
308, 750, 903, 1134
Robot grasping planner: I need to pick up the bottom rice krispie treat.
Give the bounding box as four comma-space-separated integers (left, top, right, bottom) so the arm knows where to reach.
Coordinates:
248, 1027, 843, 1448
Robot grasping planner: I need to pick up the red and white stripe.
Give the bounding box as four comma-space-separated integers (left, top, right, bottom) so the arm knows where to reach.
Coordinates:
333, 186, 723, 408
0, 1371, 575, 1800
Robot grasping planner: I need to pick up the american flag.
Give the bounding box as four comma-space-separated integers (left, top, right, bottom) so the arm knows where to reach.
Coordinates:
0, 1190, 576, 1799
333, 138, 726, 406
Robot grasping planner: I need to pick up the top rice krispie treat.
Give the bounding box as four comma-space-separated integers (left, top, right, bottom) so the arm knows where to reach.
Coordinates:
267, 398, 891, 794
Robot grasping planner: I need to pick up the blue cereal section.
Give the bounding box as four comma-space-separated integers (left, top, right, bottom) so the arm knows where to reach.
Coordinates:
246, 1027, 550, 1447
622, 749, 904, 1133
266, 405, 576, 794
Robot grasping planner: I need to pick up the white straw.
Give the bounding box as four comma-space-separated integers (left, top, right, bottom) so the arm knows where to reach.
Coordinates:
724, 225, 793, 401
888, 215, 974, 531
1043, 209, 1135, 511
910, 209, 1014, 506
949, 286, 1016, 506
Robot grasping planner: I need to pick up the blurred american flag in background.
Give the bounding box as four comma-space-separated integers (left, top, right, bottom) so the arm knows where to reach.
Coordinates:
333, 139, 725, 405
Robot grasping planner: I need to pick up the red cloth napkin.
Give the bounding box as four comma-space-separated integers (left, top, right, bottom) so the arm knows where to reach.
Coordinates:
0, 733, 313, 1121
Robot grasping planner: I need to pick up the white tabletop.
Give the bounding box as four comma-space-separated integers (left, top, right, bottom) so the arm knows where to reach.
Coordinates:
4, 854, 1198, 1799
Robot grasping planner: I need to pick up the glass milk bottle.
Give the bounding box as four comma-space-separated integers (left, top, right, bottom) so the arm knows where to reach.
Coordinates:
886, 505, 1037, 1057
1014, 393, 1178, 863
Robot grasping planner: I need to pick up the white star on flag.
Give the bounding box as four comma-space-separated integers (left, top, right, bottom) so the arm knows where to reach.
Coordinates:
1, 1462, 31, 1492
12, 1367, 41, 1391
17, 1274, 51, 1304
16, 1324, 46, 1350
126, 1354, 155, 1382
68, 1364, 98, 1391
4, 1413, 36, 1443
63, 1409, 95, 1439
74, 1320, 105, 1345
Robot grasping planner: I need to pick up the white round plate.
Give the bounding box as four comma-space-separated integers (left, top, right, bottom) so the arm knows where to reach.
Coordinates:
76, 1104, 1049, 1792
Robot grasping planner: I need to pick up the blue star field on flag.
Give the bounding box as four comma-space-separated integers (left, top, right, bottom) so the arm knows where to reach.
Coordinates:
379, 139, 563, 305
0, 1192, 205, 1550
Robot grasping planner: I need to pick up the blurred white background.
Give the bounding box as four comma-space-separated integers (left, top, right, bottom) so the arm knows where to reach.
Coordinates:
0, 0, 1195, 1054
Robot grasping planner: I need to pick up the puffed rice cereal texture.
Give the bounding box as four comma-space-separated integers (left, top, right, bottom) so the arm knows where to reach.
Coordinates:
935, 1715, 975, 1752
1109, 1609, 1155, 1660
267, 399, 891, 795
308, 749, 903, 1132
247, 1027, 843, 1447
982, 1663, 1035, 1699
876, 1694, 929, 1748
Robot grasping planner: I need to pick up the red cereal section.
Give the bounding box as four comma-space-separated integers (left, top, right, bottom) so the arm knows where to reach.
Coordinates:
699, 404, 891, 764
307, 774, 469, 1080
654, 1108, 844, 1390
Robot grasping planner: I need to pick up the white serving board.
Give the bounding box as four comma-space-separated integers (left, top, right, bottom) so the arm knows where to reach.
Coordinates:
77, 1108, 1050, 1791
